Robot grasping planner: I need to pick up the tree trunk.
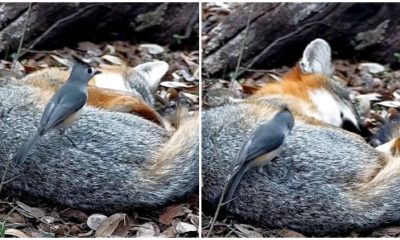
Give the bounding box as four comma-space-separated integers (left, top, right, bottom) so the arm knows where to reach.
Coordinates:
203, 3, 400, 77
0, 2, 198, 58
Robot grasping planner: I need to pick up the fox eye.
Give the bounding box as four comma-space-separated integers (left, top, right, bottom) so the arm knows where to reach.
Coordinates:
87, 68, 93, 74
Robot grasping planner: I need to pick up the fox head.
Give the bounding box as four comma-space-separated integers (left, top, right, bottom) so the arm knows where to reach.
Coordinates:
298, 39, 371, 137
255, 39, 370, 137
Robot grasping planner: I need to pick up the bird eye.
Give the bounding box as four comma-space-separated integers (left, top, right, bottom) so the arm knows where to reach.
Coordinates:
87, 68, 93, 74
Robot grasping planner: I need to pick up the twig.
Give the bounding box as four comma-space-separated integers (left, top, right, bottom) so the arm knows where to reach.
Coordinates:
205, 180, 231, 238
237, 21, 331, 77
12, 2, 32, 69
27, 4, 106, 51
0, 146, 13, 195
231, 3, 254, 82
19, 48, 64, 57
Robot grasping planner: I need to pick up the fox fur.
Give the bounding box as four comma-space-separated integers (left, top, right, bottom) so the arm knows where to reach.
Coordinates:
0, 61, 198, 212
202, 39, 400, 235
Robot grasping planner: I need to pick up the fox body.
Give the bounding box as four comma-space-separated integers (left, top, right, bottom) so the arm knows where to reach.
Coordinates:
202, 39, 400, 235
0, 61, 198, 212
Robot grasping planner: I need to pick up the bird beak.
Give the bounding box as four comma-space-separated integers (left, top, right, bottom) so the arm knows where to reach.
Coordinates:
94, 70, 102, 75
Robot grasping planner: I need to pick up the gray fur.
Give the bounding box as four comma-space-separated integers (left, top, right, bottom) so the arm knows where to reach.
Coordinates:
202, 102, 400, 236
0, 84, 198, 212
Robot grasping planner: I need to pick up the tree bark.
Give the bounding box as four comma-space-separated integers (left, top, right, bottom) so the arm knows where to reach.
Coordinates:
0, 2, 198, 58
203, 3, 400, 77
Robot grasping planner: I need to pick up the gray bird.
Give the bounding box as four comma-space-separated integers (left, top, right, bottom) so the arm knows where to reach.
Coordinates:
222, 107, 295, 207
12, 58, 101, 165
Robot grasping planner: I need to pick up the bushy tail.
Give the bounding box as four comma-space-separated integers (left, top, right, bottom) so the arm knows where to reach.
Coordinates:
12, 134, 41, 165
142, 110, 199, 200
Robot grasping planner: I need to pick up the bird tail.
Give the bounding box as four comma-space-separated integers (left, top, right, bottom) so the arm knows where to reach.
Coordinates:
12, 134, 41, 165
221, 163, 250, 209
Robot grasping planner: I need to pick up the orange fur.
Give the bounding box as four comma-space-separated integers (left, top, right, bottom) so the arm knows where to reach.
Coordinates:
252, 65, 328, 103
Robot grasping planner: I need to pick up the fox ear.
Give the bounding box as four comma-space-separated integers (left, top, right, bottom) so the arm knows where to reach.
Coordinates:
132, 61, 169, 92
299, 38, 333, 75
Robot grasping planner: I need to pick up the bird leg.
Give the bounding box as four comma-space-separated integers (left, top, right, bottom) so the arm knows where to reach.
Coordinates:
58, 129, 77, 147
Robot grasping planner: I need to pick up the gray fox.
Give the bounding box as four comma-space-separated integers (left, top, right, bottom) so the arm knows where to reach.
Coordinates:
0, 60, 198, 212
202, 39, 400, 236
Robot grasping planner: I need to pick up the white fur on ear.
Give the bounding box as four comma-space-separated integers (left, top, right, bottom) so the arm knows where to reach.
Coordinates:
133, 61, 169, 92
299, 38, 333, 75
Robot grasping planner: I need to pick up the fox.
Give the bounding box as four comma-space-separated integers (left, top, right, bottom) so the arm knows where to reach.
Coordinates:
0, 60, 198, 212
24, 61, 172, 130
202, 39, 400, 236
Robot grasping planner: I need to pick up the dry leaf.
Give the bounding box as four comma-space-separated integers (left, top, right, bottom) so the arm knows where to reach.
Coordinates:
61, 209, 88, 223
16, 201, 45, 219
160, 226, 177, 237
94, 213, 125, 237
359, 62, 385, 74
87, 213, 108, 231
175, 222, 197, 234
78, 230, 93, 237
376, 101, 400, 108
234, 224, 263, 238
111, 214, 130, 237
159, 204, 186, 225
276, 229, 306, 238
160, 81, 193, 88
139, 44, 165, 55
101, 55, 126, 66
136, 222, 158, 237
49, 55, 70, 67
4, 228, 29, 238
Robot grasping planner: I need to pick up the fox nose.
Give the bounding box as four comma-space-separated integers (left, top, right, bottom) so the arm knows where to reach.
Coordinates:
342, 119, 372, 139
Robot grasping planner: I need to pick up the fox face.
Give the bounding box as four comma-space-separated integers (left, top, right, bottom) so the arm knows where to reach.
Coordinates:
255, 39, 370, 137
299, 39, 370, 137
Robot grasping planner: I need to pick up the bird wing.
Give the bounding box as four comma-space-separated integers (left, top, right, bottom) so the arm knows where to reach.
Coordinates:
234, 122, 286, 168
39, 89, 87, 132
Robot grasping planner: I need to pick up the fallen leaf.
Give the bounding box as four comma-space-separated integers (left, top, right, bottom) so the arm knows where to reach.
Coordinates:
234, 224, 263, 238
87, 213, 108, 231
95, 213, 125, 237
160, 227, 176, 237
376, 101, 400, 108
139, 44, 165, 55
111, 214, 130, 237
101, 55, 126, 66
16, 201, 45, 219
78, 230, 93, 237
159, 204, 186, 225
160, 81, 193, 88
49, 55, 70, 67
175, 222, 197, 234
136, 222, 158, 237
359, 62, 385, 74
4, 228, 29, 238
276, 229, 306, 238
61, 209, 88, 223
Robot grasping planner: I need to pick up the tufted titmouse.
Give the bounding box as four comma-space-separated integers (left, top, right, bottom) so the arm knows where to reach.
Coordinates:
12, 58, 101, 165
222, 108, 295, 207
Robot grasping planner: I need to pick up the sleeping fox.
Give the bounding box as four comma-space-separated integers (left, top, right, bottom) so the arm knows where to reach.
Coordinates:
0, 59, 198, 212
202, 39, 400, 236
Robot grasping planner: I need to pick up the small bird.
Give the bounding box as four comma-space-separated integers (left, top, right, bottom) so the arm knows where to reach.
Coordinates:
12, 57, 101, 165
222, 107, 295, 207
